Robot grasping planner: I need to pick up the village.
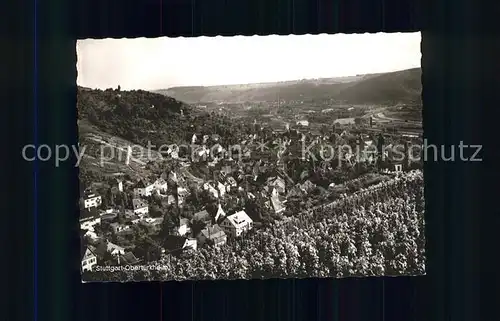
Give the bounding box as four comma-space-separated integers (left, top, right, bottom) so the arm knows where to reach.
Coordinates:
80, 117, 423, 274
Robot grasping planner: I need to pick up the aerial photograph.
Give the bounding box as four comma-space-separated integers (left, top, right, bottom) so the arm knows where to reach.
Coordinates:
77, 32, 425, 282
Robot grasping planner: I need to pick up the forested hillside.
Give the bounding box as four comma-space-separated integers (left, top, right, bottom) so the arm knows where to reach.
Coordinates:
77, 87, 251, 147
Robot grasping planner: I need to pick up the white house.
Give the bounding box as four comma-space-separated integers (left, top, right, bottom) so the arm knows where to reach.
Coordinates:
221, 210, 253, 238
178, 218, 191, 236
270, 195, 286, 214
167, 194, 176, 205
133, 179, 155, 197
83, 230, 99, 241
203, 182, 219, 199
110, 222, 131, 234
141, 217, 164, 232
214, 203, 226, 223
132, 198, 149, 216
83, 190, 102, 210
107, 242, 125, 256
80, 215, 101, 231
177, 186, 189, 205
226, 176, 237, 188
81, 246, 97, 272
115, 179, 123, 192
296, 120, 309, 127
268, 176, 286, 195
154, 178, 168, 195
217, 182, 226, 198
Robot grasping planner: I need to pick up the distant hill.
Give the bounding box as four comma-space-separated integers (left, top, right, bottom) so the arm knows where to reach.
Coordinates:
155, 68, 421, 105
335, 68, 421, 105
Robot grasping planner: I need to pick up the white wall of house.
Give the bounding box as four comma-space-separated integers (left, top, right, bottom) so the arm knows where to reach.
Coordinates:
134, 206, 149, 216
155, 182, 168, 194
82, 256, 97, 272
134, 184, 155, 197
80, 217, 101, 231
178, 224, 189, 236
84, 196, 102, 209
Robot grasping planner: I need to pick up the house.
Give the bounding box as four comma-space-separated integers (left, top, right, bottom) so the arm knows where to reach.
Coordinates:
287, 186, 303, 198
81, 246, 97, 272
299, 180, 316, 193
192, 210, 212, 226
109, 222, 131, 234
80, 215, 101, 231
133, 179, 155, 197
296, 120, 309, 127
83, 229, 99, 241
168, 171, 179, 183
270, 195, 286, 214
177, 186, 189, 205
115, 179, 123, 192
164, 235, 198, 255
268, 176, 286, 194
121, 252, 140, 265
82, 189, 102, 210
154, 178, 168, 194
177, 218, 191, 236
217, 181, 226, 197
132, 198, 149, 216
166, 195, 176, 205
220, 211, 253, 238
213, 203, 226, 223
226, 176, 237, 188
141, 217, 164, 232
203, 182, 219, 198
197, 224, 227, 247
107, 242, 125, 256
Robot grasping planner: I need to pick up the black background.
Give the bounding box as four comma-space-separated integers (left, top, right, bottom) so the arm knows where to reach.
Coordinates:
7, 0, 497, 320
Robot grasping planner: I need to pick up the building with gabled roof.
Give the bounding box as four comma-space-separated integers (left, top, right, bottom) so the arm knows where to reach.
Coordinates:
133, 179, 155, 197
214, 203, 226, 223
192, 209, 212, 226
121, 252, 140, 265
220, 210, 253, 238
178, 218, 191, 236
164, 235, 197, 255
82, 188, 102, 210
270, 195, 286, 214
154, 178, 168, 194
81, 246, 97, 272
132, 198, 149, 216
197, 224, 227, 247
106, 241, 125, 256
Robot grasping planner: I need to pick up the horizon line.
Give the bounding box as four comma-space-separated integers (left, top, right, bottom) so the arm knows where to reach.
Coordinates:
78, 66, 421, 92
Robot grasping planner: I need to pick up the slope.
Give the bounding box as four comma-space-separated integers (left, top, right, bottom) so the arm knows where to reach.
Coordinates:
156, 68, 421, 105
334, 68, 421, 105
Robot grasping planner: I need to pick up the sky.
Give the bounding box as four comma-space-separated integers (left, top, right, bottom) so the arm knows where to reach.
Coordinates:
77, 32, 421, 90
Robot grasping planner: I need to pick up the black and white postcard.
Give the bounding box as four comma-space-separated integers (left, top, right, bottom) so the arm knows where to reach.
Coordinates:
77, 33, 425, 282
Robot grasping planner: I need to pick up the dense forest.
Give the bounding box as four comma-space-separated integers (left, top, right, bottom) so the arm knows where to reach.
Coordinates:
84, 171, 424, 281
